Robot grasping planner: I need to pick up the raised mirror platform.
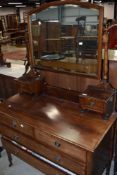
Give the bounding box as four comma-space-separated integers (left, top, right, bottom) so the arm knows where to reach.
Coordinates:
28, 0, 103, 78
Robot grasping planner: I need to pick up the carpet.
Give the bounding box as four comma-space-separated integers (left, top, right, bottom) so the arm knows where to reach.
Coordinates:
3, 50, 26, 61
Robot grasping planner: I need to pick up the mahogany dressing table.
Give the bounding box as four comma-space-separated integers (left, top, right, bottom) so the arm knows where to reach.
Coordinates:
0, 1, 117, 175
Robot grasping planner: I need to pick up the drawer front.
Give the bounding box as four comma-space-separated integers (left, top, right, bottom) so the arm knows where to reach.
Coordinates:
20, 83, 34, 94
0, 125, 85, 175
2, 137, 67, 175
18, 79, 42, 94
80, 97, 104, 113
0, 112, 34, 137
35, 129, 86, 164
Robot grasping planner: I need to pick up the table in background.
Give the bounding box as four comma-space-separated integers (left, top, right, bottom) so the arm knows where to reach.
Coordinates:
0, 38, 11, 67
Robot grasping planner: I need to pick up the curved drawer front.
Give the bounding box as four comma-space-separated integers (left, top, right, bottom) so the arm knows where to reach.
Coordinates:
0, 125, 85, 175
35, 129, 86, 164
0, 112, 34, 137
80, 97, 104, 113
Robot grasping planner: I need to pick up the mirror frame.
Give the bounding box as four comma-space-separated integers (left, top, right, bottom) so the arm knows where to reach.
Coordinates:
27, 0, 104, 79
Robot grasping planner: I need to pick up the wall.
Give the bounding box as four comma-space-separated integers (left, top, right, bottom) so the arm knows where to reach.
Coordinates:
0, 7, 16, 16
0, 7, 33, 22
103, 2, 114, 19
0, 3, 115, 22
19, 7, 33, 22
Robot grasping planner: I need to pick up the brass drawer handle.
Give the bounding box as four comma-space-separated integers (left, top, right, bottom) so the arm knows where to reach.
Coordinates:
12, 135, 20, 141
54, 141, 61, 148
89, 101, 95, 107
14, 150, 19, 155
8, 104, 12, 108
12, 121, 17, 128
55, 155, 61, 162
20, 124, 24, 128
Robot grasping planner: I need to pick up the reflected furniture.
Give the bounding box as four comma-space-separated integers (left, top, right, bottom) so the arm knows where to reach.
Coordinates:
10, 29, 26, 46
29, 0, 103, 78
0, 1, 117, 175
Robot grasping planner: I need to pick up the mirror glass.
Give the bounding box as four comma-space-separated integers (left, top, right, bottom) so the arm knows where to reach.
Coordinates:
29, 3, 100, 77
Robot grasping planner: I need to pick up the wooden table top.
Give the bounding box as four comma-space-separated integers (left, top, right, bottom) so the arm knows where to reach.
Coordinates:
0, 93, 116, 152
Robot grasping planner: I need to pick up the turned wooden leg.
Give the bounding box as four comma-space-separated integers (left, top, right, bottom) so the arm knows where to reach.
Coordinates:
0, 146, 4, 158
105, 161, 111, 175
6, 150, 13, 167
114, 156, 117, 175
114, 135, 117, 175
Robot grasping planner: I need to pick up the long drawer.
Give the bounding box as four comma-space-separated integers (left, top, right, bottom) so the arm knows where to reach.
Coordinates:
0, 124, 85, 175
0, 111, 34, 137
2, 137, 68, 175
79, 97, 104, 113
0, 111, 86, 164
35, 129, 86, 164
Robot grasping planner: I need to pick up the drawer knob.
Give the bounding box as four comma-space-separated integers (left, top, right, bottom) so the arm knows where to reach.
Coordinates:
14, 150, 19, 155
8, 104, 12, 108
54, 141, 61, 148
20, 124, 24, 128
12, 121, 17, 128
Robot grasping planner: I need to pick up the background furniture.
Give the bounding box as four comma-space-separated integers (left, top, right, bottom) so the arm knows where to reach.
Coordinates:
0, 14, 27, 47
0, 73, 19, 157
6, 14, 18, 31
108, 24, 117, 49
0, 38, 11, 67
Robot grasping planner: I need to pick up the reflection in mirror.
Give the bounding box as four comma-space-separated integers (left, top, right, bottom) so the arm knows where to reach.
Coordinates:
30, 4, 100, 76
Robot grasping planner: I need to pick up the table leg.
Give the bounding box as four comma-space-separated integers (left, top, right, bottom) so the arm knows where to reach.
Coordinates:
6, 150, 13, 167
0, 146, 4, 157
106, 161, 111, 175
114, 134, 117, 175
0, 44, 11, 68
0, 44, 4, 65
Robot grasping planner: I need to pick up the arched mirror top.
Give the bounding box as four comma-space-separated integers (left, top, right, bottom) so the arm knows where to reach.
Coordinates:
28, 0, 104, 79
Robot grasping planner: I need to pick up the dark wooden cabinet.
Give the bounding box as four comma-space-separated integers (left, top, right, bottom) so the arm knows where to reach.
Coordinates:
0, 74, 18, 99
6, 14, 18, 30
